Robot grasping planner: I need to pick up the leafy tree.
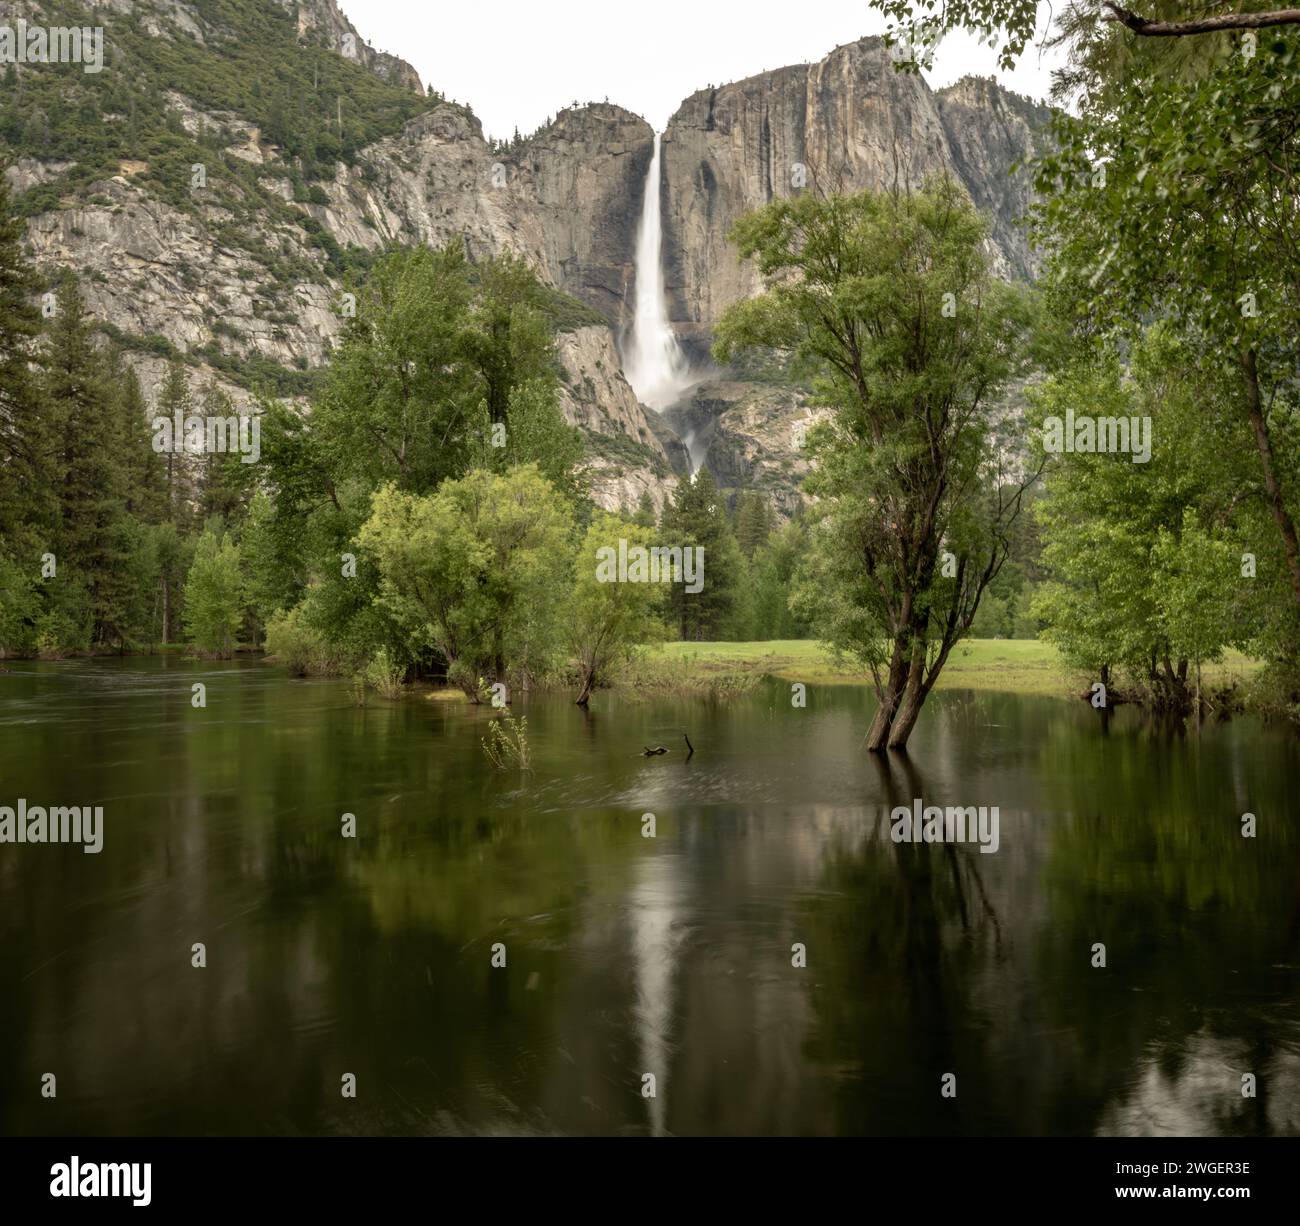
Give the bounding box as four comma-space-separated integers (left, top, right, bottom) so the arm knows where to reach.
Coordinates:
182, 525, 245, 658
1030, 329, 1251, 710
358, 466, 573, 697
745, 519, 814, 641
567, 513, 667, 704
258, 245, 587, 670
1033, 31, 1300, 617
718, 179, 1036, 748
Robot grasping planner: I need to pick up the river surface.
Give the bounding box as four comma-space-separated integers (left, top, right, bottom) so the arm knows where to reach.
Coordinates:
1, 658, 1297, 1136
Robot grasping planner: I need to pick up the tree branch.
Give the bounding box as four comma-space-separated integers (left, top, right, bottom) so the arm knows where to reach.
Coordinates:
1101, 3, 1300, 36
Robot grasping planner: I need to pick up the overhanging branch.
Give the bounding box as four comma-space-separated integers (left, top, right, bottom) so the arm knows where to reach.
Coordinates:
1101, 3, 1300, 36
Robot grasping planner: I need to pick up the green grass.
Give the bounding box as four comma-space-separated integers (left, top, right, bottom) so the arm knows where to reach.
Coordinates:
645, 640, 1262, 699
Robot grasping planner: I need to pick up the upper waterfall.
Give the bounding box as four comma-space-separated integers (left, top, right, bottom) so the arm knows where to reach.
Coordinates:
623, 132, 695, 412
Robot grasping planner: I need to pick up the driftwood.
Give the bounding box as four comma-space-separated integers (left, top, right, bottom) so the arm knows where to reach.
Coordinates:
643, 734, 695, 759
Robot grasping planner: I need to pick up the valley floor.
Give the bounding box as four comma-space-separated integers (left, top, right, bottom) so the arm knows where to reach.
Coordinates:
641, 639, 1263, 699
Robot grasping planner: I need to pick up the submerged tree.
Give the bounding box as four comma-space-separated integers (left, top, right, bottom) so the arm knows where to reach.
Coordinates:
716, 179, 1036, 749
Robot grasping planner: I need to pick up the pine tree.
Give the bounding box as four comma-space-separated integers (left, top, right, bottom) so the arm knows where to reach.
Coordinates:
197, 379, 246, 523
735, 488, 772, 558
660, 468, 741, 640
43, 277, 131, 647
632, 490, 657, 528
106, 347, 167, 524
0, 171, 50, 556
155, 355, 195, 527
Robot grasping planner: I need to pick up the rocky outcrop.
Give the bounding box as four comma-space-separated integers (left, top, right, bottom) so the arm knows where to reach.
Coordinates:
660, 39, 1047, 355
556, 325, 665, 456
513, 106, 654, 328
936, 76, 1052, 280
284, 0, 425, 93
664, 382, 829, 520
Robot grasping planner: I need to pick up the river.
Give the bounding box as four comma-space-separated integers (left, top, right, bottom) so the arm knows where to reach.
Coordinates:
1, 658, 1296, 1136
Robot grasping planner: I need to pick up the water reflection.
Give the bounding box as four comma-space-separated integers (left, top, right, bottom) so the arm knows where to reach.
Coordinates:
0, 660, 1296, 1136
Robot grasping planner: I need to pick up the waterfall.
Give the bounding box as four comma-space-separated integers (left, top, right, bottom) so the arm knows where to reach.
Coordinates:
623, 132, 694, 412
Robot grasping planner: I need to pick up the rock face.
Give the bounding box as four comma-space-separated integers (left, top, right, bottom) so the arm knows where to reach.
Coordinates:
3, 7, 1046, 516
660, 38, 1049, 356
663, 382, 830, 520
283, 0, 425, 94
513, 105, 654, 329
306, 102, 653, 329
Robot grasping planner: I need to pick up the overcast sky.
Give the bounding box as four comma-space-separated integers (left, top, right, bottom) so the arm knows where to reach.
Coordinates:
341, 1, 1064, 141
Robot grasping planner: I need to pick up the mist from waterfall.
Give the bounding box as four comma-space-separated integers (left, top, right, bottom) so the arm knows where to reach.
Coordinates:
623, 132, 695, 413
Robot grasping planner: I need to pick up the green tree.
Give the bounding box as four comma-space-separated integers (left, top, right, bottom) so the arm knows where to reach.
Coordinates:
735, 488, 773, 559
358, 465, 573, 697
1033, 32, 1300, 618
718, 179, 1036, 748
107, 349, 167, 525
0, 170, 48, 558
44, 278, 132, 649
567, 513, 666, 704
746, 519, 813, 640
1030, 329, 1250, 711
182, 525, 244, 658
154, 354, 195, 528
632, 490, 658, 528
659, 468, 741, 640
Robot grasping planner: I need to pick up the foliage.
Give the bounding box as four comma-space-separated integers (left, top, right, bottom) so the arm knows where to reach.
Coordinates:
1030, 329, 1254, 708
719, 178, 1036, 747
567, 513, 667, 702
658, 468, 742, 640
182, 525, 244, 657
357, 466, 574, 696
481, 708, 532, 771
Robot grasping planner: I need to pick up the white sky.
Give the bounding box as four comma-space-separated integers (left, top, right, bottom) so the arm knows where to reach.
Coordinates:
341, 1, 1065, 141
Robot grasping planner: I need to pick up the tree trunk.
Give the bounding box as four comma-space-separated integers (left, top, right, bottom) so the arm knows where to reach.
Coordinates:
886, 640, 929, 749
865, 641, 908, 751
1242, 349, 1300, 608
575, 668, 593, 706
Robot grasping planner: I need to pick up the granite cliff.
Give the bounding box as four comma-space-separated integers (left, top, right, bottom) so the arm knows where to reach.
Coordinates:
1, 2, 1048, 516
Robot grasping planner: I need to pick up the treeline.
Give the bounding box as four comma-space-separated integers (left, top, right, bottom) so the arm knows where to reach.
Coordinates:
0, 175, 255, 654
0, 173, 808, 701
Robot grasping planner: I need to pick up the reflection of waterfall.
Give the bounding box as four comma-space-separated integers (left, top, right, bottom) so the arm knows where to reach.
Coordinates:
630, 853, 686, 1136
624, 133, 694, 412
